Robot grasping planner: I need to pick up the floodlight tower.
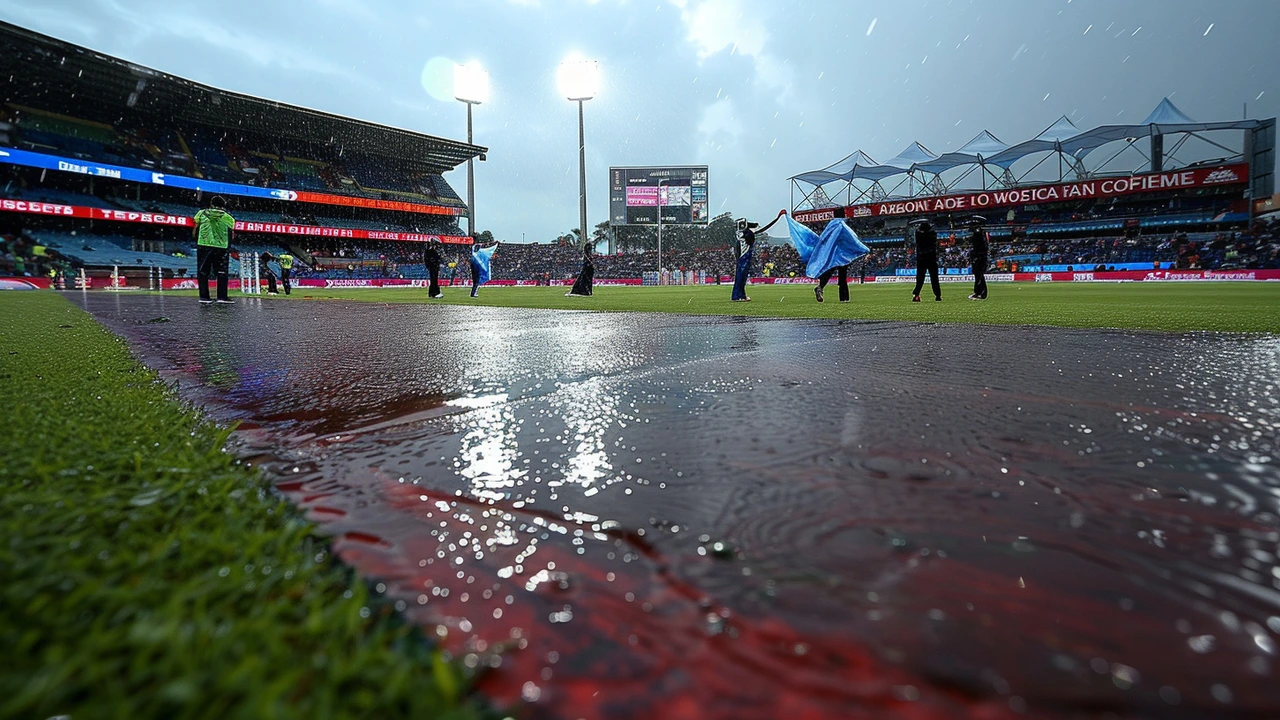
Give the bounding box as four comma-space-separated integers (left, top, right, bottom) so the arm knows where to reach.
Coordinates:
557, 57, 599, 250
454, 61, 490, 239
656, 178, 667, 277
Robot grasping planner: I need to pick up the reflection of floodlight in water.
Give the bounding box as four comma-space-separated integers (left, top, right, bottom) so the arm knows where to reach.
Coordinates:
558, 57, 599, 250
454, 61, 490, 238
557, 57, 598, 101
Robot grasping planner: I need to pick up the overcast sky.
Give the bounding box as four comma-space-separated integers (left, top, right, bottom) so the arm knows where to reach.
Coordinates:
2, 0, 1276, 243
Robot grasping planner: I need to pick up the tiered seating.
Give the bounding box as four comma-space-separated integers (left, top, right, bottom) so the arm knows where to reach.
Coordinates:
274, 158, 329, 191
26, 230, 197, 273
13, 188, 114, 209
341, 159, 425, 197
425, 175, 465, 205
184, 133, 242, 183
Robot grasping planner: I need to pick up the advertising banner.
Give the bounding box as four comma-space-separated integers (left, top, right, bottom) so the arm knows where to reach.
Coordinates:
0, 199, 469, 243
794, 164, 1250, 223
0, 146, 463, 217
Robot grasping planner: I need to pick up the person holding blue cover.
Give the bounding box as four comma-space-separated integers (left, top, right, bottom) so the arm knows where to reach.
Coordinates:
732, 209, 786, 302
783, 210, 871, 303
469, 239, 497, 298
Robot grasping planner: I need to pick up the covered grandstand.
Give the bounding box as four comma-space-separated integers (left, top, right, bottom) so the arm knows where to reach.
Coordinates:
786, 99, 1276, 276
0, 20, 485, 282
790, 98, 1273, 213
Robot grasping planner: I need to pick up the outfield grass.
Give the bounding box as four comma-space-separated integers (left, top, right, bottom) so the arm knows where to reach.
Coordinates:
0, 292, 488, 720
275, 281, 1280, 333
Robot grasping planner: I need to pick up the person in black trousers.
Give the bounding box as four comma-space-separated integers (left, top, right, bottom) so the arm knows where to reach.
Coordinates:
911, 220, 941, 302
566, 245, 594, 297
259, 251, 280, 294
814, 264, 849, 303
968, 218, 989, 300
424, 239, 443, 298
193, 195, 235, 304
813, 206, 851, 303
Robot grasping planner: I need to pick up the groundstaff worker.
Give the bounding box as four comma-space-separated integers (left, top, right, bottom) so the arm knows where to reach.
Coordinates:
194, 195, 235, 304
731, 209, 785, 302
566, 245, 594, 297
277, 251, 294, 295
911, 220, 941, 303
967, 217, 989, 300
424, 239, 443, 298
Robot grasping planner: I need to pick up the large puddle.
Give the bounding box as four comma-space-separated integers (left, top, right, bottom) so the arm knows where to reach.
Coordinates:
76, 292, 1280, 719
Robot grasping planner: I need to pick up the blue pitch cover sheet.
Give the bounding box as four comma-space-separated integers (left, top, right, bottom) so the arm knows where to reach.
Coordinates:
786, 215, 869, 278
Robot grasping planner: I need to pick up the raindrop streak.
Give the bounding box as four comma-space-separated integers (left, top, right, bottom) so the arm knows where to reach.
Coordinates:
865, 17, 877, 36
1204, 23, 1215, 36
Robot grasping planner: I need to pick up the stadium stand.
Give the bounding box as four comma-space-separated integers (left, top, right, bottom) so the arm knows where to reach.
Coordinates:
0, 20, 483, 283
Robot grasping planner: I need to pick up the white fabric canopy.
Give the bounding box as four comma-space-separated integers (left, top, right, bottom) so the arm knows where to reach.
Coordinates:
791, 98, 1263, 186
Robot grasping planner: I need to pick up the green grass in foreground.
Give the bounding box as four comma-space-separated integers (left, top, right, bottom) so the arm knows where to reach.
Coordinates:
0, 292, 487, 720
271, 281, 1280, 333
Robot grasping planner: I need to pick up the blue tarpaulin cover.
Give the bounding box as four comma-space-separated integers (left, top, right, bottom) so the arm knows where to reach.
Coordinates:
786, 215, 870, 278
471, 244, 496, 286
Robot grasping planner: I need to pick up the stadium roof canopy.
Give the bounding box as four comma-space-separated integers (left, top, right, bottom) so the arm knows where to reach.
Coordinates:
0, 21, 485, 175
791, 98, 1264, 186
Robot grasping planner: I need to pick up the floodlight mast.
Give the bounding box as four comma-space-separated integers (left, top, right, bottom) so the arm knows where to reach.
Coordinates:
454, 62, 490, 239
558, 58, 599, 250
657, 179, 666, 278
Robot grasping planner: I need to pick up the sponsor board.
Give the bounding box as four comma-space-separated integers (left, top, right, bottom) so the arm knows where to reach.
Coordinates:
0, 199, 469, 243
796, 163, 1250, 222
1008, 269, 1280, 282
98, 268, 1280, 293
870, 274, 978, 283
0, 277, 49, 290
0, 146, 463, 217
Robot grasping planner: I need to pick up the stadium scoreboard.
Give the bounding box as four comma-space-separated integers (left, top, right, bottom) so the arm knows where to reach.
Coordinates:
610, 166, 709, 226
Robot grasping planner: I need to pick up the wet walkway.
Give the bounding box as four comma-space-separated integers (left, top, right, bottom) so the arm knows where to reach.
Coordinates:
74, 292, 1280, 719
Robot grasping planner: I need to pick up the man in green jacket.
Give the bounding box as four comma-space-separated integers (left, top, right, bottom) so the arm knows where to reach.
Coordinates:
277, 251, 294, 295
193, 196, 235, 304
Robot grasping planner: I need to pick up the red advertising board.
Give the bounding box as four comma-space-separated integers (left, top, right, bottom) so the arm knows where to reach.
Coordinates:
294, 191, 464, 216
0, 200, 470, 243
795, 164, 1249, 223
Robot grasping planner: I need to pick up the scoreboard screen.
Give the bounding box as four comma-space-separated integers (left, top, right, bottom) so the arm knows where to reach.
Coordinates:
609, 166, 709, 225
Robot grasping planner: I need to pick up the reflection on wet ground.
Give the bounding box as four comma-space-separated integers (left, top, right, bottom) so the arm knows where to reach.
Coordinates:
76, 292, 1280, 719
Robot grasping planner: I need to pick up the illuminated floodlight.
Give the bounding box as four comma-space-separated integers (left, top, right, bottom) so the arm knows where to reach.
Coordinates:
557, 57, 599, 101
453, 61, 490, 105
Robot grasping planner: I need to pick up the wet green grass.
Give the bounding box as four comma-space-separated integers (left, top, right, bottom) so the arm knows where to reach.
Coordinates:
0, 292, 489, 720
276, 281, 1280, 333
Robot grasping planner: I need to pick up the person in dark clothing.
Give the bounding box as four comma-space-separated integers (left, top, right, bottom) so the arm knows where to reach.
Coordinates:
859, 259, 867, 284
732, 209, 786, 302
967, 218, 989, 300
911, 220, 941, 302
567, 245, 595, 297
424, 240, 443, 298
813, 206, 851, 303
814, 264, 849, 303
259, 251, 280, 294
